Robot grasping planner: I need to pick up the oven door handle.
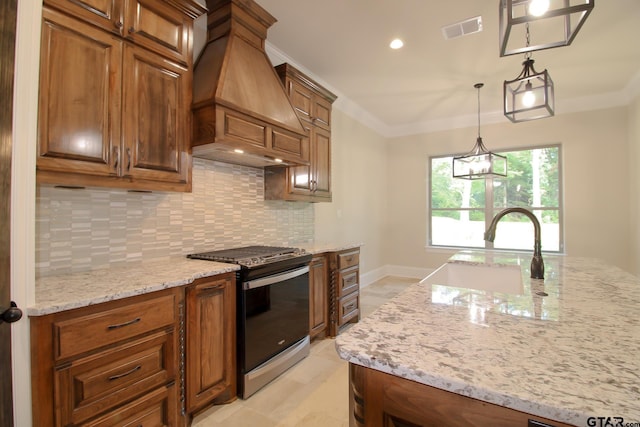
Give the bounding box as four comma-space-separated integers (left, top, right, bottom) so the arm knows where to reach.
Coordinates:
243, 265, 309, 290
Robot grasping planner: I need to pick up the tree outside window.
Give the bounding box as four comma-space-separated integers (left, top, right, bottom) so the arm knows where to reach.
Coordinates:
429, 145, 562, 252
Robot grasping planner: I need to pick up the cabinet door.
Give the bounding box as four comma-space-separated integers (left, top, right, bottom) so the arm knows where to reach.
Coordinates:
122, 44, 191, 186
44, 0, 124, 36
186, 275, 236, 414
124, 0, 191, 65
38, 7, 122, 178
287, 79, 314, 123
312, 95, 332, 130
309, 255, 328, 338
288, 126, 313, 195
311, 127, 331, 200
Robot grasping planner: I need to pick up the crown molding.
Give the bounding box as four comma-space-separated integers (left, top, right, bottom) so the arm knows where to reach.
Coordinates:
265, 42, 640, 139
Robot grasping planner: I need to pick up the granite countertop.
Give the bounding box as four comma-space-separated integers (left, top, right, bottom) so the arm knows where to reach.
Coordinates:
29, 258, 239, 316
299, 242, 362, 255
28, 241, 360, 316
335, 250, 640, 426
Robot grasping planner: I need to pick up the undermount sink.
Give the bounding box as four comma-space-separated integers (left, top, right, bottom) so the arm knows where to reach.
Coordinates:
421, 261, 524, 295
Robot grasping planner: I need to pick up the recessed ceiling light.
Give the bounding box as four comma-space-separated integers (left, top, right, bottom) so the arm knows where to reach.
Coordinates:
389, 38, 404, 49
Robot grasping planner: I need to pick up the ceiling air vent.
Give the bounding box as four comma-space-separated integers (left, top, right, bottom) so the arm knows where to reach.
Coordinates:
442, 16, 483, 40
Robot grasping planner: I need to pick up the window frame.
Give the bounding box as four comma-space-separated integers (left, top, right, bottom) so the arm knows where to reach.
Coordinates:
428, 143, 564, 253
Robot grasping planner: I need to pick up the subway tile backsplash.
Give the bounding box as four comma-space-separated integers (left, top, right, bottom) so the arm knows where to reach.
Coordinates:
36, 159, 314, 277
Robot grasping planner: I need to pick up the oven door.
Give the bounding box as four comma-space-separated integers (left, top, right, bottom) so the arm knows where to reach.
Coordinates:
240, 265, 310, 373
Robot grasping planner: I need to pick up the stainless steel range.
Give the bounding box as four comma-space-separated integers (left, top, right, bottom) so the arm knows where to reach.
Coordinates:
188, 246, 312, 398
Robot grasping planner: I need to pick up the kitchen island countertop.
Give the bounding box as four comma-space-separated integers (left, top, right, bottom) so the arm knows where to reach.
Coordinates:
29, 258, 239, 316
335, 251, 640, 425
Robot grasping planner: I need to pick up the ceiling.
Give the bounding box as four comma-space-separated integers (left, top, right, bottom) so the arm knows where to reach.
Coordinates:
255, 0, 640, 137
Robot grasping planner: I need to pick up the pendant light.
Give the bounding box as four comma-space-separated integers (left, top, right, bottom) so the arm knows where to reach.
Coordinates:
504, 23, 554, 122
453, 83, 507, 180
499, 0, 594, 57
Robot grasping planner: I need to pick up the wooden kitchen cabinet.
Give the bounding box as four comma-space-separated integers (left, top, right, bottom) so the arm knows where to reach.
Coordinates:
309, 254, 329, 339
185, 273, 237, 417
328, 247, 361, 337
349, 364, 576, 427
44, 0, 195, 64
265, 63, 337, 202
30, 288, 182, 427
36, 0, 204, 192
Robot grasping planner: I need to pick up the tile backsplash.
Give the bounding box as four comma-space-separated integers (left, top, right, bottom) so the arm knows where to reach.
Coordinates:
36, 159, 314, 277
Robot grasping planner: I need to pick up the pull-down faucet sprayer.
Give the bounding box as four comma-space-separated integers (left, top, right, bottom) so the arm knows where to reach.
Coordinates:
484, 207, 544, 279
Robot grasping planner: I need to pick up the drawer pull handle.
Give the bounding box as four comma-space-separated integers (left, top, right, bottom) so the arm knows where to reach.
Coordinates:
107, 317, 141, 330
201, 284, 224, 292
345, 303, 355, 310
108, 365, 141, 381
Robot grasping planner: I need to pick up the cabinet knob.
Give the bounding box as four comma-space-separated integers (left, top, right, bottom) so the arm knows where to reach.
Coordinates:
128, 26, 135, 34
114, 21, 123, 29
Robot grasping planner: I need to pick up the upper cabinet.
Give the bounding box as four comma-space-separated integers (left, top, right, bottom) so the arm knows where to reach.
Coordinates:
36, 0, 205, 192
265, 63, 337, 202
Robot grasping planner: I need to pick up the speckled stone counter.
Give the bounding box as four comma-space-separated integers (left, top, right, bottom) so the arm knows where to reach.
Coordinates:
299, 242, 363, 255
29, 258, 239, 316
335, 251, 640, 426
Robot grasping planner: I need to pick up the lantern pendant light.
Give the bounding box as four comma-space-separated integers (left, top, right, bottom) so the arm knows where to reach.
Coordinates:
504, 23, 555, 122
453, 83, 507, 180
499, 0, 594, 57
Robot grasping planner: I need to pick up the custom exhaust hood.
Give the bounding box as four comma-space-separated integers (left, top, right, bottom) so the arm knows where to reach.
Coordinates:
192, 0, 308, 168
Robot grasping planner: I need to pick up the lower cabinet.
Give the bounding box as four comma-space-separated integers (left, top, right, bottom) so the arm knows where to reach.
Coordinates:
309, 254, 328, 339
328, 247, 361, 337
185, 273, 237, 417
349, 364, 577, 427
30, 288, 182, 427
31, 273, 238, 427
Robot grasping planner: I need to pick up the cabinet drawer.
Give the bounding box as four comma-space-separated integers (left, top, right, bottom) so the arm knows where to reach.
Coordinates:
82, 381, 178, 427
339, 292, 359, 326
337, 249, 359, 270
55, 330, 175, 426
337, 266, 359, 298
54, 293, 176, 360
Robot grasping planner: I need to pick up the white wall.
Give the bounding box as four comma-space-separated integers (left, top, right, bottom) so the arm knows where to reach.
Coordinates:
314, 109, 388, 277
629, 94, 640, 276
384, 107, 633, 273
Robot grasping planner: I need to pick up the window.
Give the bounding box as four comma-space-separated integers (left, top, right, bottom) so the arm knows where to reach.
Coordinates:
429, 145, 562, 252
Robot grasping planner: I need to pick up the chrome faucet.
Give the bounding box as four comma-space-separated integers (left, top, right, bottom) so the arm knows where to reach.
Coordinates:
484, 207, 544, 279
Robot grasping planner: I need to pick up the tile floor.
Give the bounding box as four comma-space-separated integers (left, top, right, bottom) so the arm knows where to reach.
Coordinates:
191, 276, 418, 427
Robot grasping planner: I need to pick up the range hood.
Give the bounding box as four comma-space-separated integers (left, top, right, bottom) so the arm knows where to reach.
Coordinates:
192, 0, 308, 168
